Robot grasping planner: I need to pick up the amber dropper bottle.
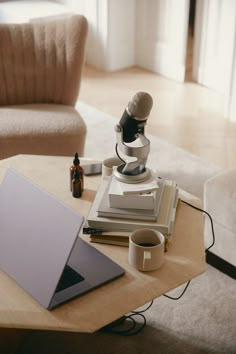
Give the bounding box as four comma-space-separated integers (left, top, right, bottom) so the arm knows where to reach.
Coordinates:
72, 169, 82, 198
70, 152, 84, 191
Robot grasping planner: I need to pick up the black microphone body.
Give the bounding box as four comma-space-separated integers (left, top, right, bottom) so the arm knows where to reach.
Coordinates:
118, 92, 153, 144
119, 109, 146, 143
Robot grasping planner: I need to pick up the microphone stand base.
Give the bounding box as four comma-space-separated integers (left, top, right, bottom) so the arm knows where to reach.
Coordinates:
113, 166, 151, 184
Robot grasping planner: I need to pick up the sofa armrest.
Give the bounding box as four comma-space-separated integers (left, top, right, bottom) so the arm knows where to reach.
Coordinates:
204, 168, 236, 270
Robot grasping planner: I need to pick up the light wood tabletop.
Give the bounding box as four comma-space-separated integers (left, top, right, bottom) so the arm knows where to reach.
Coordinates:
0, 154, 205, 333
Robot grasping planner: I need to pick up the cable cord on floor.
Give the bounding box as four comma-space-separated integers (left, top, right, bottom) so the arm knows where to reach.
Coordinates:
163, 199, 215, 300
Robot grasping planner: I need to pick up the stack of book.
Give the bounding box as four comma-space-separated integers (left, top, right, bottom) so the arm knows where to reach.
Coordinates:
83, 174, 179, 247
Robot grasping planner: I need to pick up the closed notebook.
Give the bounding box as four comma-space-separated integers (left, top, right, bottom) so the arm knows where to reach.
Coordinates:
90, 235, 129, 247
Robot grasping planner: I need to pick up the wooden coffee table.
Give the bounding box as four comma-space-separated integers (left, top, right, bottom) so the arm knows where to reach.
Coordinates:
0, 154, 205, 333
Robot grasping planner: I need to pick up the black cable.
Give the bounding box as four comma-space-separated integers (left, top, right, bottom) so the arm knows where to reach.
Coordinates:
181, 199, 215, 253
163, 199, 215, 300
131, 300, 154, 314
115, 143, 126, 163
101, 313, 145, 336
107, 315, 136, 335
163, 280, 191, 300
126, 313, 146, 335
101, 301, 153, 336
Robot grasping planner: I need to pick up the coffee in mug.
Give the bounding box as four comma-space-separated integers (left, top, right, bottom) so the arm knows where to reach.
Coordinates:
138, 242, 156, 247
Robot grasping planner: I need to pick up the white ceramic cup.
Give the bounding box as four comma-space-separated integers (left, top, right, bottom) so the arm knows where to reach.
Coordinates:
128, 229, 165, 271
102, 157, 122, 177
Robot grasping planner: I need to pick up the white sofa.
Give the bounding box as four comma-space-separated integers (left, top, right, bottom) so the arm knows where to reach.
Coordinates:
204, 169, 236, 278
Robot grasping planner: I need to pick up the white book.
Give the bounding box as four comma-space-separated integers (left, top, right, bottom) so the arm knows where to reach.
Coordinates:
108, 175, 157, 210
86, 177, 179, 236
97, 177, 164, 221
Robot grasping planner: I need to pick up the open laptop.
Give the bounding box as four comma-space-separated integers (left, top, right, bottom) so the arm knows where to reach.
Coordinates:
0, 168, 125, 310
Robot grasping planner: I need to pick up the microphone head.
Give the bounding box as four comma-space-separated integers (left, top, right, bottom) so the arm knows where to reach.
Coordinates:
128, 92, 153, 119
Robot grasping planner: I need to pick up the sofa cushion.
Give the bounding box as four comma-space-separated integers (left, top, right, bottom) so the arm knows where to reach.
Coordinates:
0, 104, 86, 158
204, 169, 236, 230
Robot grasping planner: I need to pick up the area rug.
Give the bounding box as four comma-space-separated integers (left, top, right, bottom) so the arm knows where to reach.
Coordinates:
17, 102, 236, 354
76, 101, 222, 199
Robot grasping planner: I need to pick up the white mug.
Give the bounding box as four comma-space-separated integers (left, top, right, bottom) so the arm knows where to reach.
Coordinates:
102, 157, 122, 177
128, 229, 165, 271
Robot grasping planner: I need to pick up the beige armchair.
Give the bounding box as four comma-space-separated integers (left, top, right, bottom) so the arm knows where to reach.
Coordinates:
0, 14, 88, 159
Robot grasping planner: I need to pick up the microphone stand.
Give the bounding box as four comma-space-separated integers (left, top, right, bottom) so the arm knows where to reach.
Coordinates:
113, 124, 151, 184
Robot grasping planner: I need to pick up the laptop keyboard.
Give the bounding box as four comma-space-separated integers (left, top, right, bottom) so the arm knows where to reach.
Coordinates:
55, 265, 84, 293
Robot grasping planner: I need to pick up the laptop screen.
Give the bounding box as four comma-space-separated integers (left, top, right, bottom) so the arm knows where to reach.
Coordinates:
0, 168, 84, 308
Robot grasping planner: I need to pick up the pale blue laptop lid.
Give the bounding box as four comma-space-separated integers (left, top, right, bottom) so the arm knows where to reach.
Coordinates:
0, 168, 125, 309
0, 168, 84, 308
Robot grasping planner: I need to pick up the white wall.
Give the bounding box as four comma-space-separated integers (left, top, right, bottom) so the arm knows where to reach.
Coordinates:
105, 0, 136, 71
61, 0, 136, 71
0, 1, 72, 23
193, 0, 236, 96
135, 0, 189, 82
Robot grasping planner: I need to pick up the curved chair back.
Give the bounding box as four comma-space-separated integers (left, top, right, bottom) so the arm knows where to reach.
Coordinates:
0, 15, 88, 106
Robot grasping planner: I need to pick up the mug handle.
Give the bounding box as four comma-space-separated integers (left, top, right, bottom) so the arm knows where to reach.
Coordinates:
143, 251, 151, 270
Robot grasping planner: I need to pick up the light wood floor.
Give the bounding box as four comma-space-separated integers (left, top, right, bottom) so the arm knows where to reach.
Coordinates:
79, 65, 236, 170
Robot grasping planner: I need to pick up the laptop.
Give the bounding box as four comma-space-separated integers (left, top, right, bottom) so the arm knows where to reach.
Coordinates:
0, 168, 125, 310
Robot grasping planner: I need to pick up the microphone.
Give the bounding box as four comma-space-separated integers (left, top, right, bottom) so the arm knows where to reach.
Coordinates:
119, 92, 153, 143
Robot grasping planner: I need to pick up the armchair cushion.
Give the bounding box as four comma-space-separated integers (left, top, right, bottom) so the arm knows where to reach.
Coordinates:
0, 104, 86, 158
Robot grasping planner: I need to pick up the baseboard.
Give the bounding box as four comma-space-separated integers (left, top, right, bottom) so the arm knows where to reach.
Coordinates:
206, 251, 236, 279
